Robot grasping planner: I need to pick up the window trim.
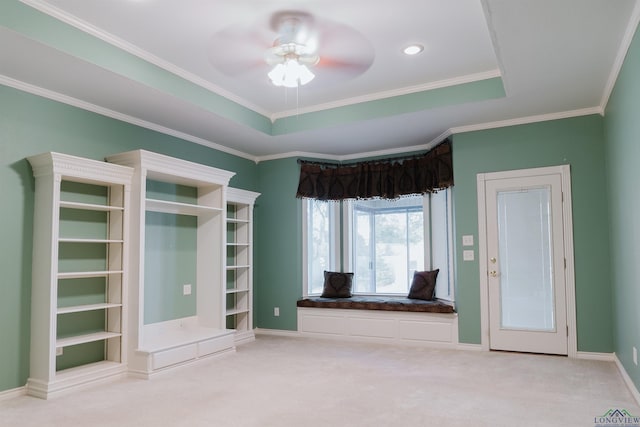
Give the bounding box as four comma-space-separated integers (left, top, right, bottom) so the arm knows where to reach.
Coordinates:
431, 188, 455, 302
304, 190, 454, 301
302, 199, 340, 297
345, 196, 428, 295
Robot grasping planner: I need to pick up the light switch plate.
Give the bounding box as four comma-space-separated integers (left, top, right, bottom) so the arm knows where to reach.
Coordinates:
183, 284, 192, 296
462, 235, 474, 246
463, 250, 475, 261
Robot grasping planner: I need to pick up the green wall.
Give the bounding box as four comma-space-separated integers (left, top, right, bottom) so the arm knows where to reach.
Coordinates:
254, 158, 302, 330
604, 24, 640, 389
1, 44, 635, 393
0, 85, 257, 392
452, 115, 612, 352
253, 116, 614, 356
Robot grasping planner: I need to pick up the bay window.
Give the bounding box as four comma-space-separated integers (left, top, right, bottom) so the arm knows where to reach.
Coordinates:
303, 189, 453, 300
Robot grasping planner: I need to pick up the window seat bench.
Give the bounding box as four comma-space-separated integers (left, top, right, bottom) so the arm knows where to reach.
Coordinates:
296, 296, 455, 313
296, 297, 458, 348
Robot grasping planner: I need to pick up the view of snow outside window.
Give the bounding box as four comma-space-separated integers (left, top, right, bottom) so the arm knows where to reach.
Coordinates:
352, 196, 424, 294
307, 199, 333, 295
305, 190, 452, 299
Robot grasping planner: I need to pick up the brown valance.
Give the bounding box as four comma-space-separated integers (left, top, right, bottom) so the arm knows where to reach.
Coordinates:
296, 139, 453, 201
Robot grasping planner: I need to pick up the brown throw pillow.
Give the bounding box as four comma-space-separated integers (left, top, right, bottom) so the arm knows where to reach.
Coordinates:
408, 269, 439, 300
321, 271, 354, 298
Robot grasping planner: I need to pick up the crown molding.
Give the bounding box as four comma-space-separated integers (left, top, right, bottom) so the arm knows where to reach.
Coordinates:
600, 0, 640, 111
0, 74, 258, 162
270, 70, 502, 121
450, 106, 603, 135
255, 130, 451, 163
19, 0, 271, 118
257, 106, 605, 163
3, 72, 604, 166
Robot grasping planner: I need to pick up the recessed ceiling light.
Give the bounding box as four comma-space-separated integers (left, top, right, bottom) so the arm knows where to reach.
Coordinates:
403, 44, 424, 56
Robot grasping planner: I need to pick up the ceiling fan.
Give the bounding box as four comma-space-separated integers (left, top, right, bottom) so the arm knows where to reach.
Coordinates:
264, 12, 320, 87
208, 11, 374, 88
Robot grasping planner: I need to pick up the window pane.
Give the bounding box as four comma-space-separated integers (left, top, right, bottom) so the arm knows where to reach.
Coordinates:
352, 196, 424, 294
431, 190, 451, 299
408, 210, 425, 279
308, 200, 331, 295
354, 210, 372, 293
375, 212, 405, 293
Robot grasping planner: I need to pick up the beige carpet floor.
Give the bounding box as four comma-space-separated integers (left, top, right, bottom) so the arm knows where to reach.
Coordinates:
1, 335, 639, 427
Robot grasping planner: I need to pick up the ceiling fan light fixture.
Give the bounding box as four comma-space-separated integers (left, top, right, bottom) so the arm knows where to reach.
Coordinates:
268, 57, 315, 88
403, 44, 424, 55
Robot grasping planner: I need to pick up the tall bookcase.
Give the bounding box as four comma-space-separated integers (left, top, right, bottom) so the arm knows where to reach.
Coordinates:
226, 188, 260, 344
106, 150, 236, 377
27, 152, 133, 399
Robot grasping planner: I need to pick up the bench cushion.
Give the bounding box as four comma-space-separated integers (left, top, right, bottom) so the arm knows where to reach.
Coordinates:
297, 296, 455, 313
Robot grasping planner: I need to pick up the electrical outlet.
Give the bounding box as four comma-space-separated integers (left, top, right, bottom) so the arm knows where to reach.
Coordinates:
274, 307, 280, 317
183, 284, 192, 296
633, 346, 637, 366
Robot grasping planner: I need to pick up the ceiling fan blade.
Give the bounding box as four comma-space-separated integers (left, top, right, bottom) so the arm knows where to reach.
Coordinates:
208, 27, 274, 76
317, 56, 371, 72
298, 54, 320, 66
207, 11, 375, 83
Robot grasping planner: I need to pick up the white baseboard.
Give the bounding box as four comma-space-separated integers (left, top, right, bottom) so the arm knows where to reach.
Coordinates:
254, 328, 301, 338
614, 353, 640, 407
0, 386, 26, 401
576, 351, 615, 362
457, 343, 483, 351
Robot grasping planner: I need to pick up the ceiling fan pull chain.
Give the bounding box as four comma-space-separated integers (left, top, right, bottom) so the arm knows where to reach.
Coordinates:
296, 85, 299, 118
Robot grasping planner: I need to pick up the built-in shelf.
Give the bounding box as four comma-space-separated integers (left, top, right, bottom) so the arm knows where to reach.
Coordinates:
226, 308, 250, 316
225, 188, 259, 344
57, 270, 123, 279
106, 149, 236, 378
27, 151, 132, 399
145, 198, 223, 216
60, 201, 124, 212
226, 288, 249, 294
57, 303, 122, 315
58, 238, 124, 244
56, 331, 122, 348
226, 218, 250, 224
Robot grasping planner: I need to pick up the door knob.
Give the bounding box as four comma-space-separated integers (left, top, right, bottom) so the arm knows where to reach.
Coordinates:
490, 257, 497, 264
489, 270, 498, 278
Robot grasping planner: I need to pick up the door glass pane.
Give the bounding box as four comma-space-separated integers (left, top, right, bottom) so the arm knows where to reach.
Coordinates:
497, 187, 555, 331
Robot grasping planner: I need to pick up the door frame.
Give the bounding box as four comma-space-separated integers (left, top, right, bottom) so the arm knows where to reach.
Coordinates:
476, 165, 577, 357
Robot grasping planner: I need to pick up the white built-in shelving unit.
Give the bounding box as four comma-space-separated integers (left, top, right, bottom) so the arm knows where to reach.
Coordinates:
106, 150, 236, 378
226, 188, 260, 344
27, 152, 133, 399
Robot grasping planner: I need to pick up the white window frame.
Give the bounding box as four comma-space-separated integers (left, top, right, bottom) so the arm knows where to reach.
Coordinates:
343, 190, 454, 300
430, 188, 455, 302
303, 190, 454, 301
301, 199, 340, 297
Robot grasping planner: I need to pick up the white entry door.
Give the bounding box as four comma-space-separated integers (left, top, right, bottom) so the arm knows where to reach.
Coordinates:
480, 168, 570, 355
